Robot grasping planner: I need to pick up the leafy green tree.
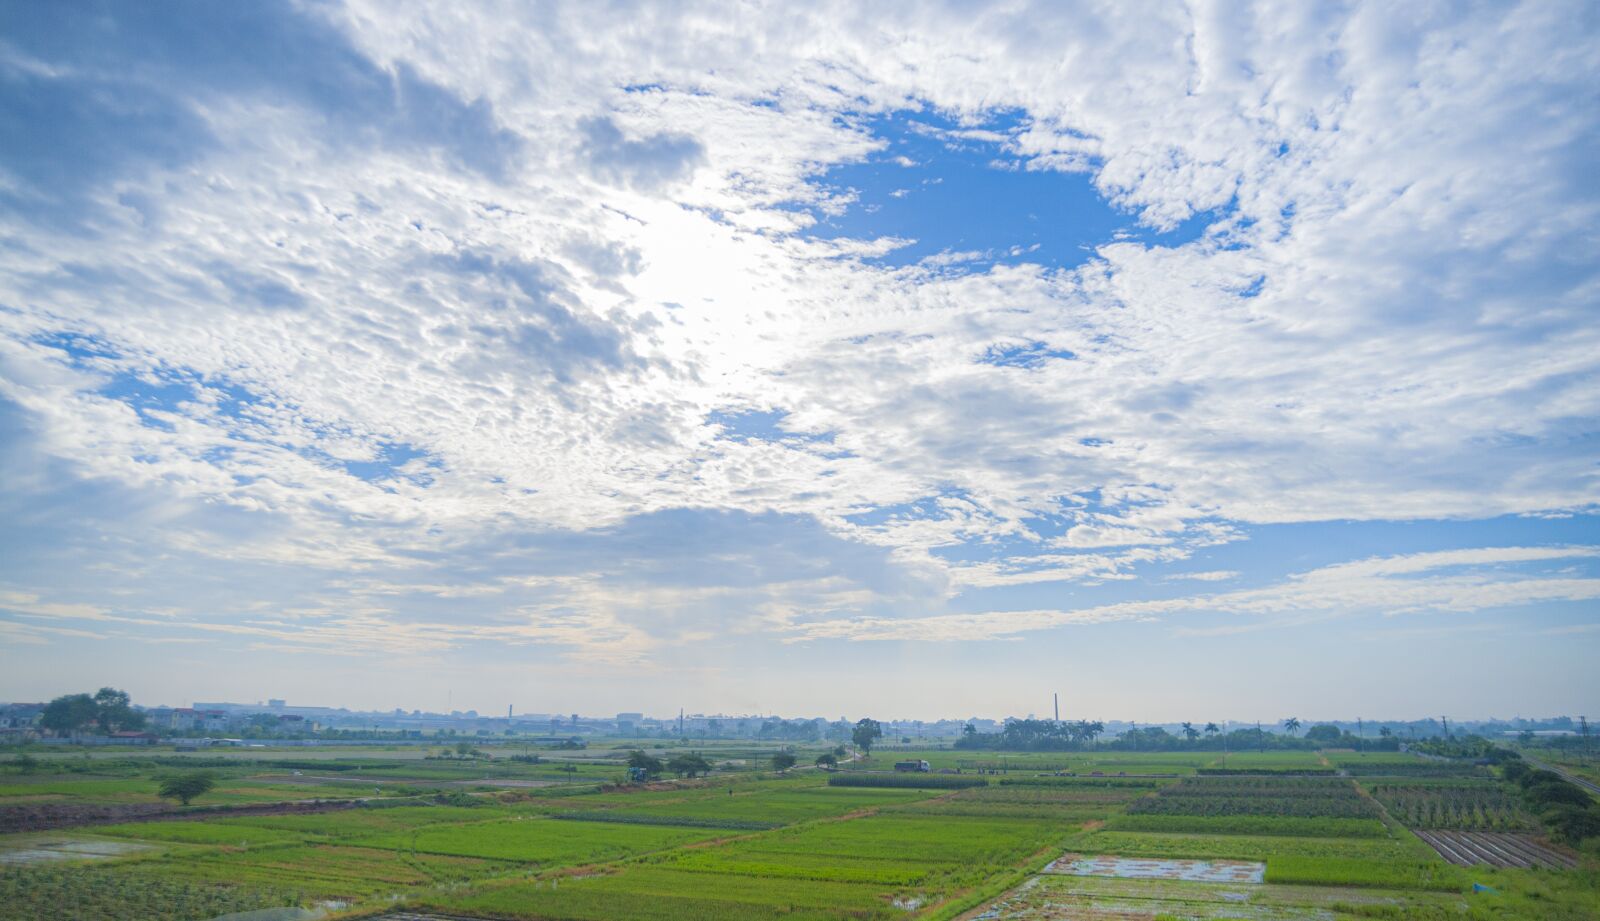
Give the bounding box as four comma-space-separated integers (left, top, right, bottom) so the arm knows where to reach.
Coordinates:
1204, 722, 1220, 738
92, 687, 145, 732
158, 772, 215, 806
41, 694, 98, 734
1305, 724, 1343, 744
626, 750, 663, 779
852, 718, 882, 754
1541, 804, 1600, 844
1282, 717, 1301, 737
771, 751, 798, 772
814, 753, 837, 769
832, 745, 848, 759
667, 752, 712, 778
1181, 722, 1199, 742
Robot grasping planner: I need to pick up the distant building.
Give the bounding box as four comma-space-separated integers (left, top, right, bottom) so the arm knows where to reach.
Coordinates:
109, 731, 158, 745
0, 703, 43, 730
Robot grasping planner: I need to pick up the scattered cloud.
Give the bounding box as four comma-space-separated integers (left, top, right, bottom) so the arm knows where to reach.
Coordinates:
0, 2, 1596, 708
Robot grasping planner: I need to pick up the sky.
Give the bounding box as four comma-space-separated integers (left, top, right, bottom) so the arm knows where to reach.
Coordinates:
1, 1, 1597, 724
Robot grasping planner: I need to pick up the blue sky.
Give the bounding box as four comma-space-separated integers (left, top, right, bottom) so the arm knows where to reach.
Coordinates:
1, 1, 1597, 722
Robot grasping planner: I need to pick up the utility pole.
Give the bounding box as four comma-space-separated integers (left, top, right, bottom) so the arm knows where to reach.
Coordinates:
1581, 716, 1591, 762
1053, 693, 1059, 723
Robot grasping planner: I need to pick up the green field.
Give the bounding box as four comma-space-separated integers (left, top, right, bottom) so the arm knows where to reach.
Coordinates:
2, 744, 1596, 920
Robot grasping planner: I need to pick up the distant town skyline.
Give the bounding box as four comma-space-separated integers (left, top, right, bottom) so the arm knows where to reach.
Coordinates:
2, 3, 1597, 717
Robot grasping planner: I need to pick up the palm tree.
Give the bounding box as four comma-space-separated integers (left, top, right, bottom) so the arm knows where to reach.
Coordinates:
1283, 717, 1301, 737
1181, 721, 1199, 743
1204, 722, 1220, 738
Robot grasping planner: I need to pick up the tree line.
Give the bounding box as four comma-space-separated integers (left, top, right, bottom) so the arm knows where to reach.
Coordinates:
39, 688, 146, 735
954, 718, 1404, 752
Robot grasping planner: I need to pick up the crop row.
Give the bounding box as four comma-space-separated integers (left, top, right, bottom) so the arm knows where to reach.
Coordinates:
1369, 783, 1533, 831
826, 773, 987, 789
553, 811, 780, 831
1263, 855, 1464, 891
0, 865, 298, 921
1124, 775, 1380, 819
1065, 828, 1417, 862
996, 776, 1162, 789
1105, 813, 1389, 838
424, 866, 902, 921
1128, 795, 1379, 818
1163, 776, 1361, 794
1340, 762, 1486, 778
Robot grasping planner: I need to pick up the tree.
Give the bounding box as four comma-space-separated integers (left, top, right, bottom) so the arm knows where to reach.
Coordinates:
1306, 724, 1343, 744
41, 689, 146, 736
158, 772, 215, 806
772, 751, 798, 772
41, 694, 98, 735
1078, 720, 1105, 745
814, 753, 838, 770
666, 752, 712, 778
832, 745, 848, 759
962, 723, 977, 738
852, 718, 882, 755
1181, 722, 1199, 742
626, 750, 663, 779
92, 687, 145, 733
1283, 717, 1301, 737
1204, 722, 1220, 739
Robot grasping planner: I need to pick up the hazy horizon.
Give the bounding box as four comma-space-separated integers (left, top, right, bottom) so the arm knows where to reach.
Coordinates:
2, 3, 1597, 721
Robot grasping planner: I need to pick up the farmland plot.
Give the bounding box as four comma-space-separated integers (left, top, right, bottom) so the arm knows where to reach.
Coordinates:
1413, 830, 1577, 869
1368, 781, 1533, 831
1126, 776, 1379, 819
0, 836, 154, 864
1045, 853, 1266, 883
0, 863, 300, 921
971, 875, 1340, 921
356, 816, 726, 863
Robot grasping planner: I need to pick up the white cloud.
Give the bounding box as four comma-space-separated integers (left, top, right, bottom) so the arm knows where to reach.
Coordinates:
1166, 570, 1240, 582
0, 1, 1596, 674
785, 545, 1600, 642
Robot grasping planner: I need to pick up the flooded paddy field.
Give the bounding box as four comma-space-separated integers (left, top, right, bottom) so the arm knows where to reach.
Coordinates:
0, 835, 154, 864
1045, 853, 1266, 883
